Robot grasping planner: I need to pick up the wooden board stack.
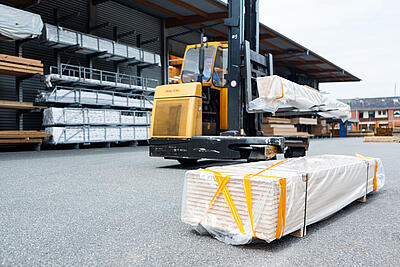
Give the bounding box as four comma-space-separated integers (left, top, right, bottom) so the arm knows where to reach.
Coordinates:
311, 119, 329, 137
181, 155, 385, 245
0, 100, 46, 110
291, 117, 317, 125
262, 117, 309, 136
364, 136, 400, 143
0, 131, 52, 144
0, 54, 43, 77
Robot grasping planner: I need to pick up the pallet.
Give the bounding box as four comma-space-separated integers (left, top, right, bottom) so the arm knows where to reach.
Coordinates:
0, 100, 46, 110
0, 54, 43, 77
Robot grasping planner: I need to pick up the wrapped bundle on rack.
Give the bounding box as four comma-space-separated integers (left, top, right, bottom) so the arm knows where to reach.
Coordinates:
249, 75, 351, 120
181, 155, 385, 245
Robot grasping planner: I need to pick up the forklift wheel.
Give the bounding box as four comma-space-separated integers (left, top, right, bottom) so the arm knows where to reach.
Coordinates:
177, 158, 198, 166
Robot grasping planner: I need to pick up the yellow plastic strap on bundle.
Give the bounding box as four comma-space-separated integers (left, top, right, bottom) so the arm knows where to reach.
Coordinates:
273, 77, 285, 101
202, 169, 245, 234
200, 158, 289, 239
276, 178, 287, 239
356, 153, 378, 191
243, 159, 288, 239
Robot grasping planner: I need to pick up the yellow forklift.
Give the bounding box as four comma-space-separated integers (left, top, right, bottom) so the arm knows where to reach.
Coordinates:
149, 0, 308, 164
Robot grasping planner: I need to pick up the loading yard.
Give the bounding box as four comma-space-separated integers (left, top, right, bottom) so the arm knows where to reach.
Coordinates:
0, 138, 399, 265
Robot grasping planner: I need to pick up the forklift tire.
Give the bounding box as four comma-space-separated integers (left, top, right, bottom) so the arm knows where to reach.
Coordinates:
284, 147, 306, 158
177, 158, 198, 166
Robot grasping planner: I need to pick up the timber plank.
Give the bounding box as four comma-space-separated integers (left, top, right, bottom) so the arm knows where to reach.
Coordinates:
0, 54, 43, 67
0, 100, 46, 110
0, 139, 43, 144
0, 62, 44, 73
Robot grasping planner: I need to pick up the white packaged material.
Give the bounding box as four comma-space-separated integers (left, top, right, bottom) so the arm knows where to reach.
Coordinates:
43, 107, 151, 126
249, 75, 351, 120
43, 107, 84, 125
45, 127, 85, 144
0, 4, 43, 40
181, 155, 384, 245
45, 125, 151, 144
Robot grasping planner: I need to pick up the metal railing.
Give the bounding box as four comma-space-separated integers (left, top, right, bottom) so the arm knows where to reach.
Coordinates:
49, 64, 159, 92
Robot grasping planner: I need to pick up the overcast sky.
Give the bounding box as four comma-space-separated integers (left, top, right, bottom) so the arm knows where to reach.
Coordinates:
254, 0, 400, 99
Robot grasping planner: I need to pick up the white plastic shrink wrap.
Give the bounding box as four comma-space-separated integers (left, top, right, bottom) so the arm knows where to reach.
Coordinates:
181, 155, 384, 245
249, 75, 351, 120
0, 4, 43, 40
45, 126, 150, 144
43, 107, 150, 126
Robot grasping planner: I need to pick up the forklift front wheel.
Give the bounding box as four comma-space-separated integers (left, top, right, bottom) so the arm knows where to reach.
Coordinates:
177, 158, 198, 166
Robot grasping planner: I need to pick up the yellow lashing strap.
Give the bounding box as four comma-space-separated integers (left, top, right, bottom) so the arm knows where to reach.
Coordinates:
200, 158, 289, 239
356, 153, 378, 191
202, 169, 245, 234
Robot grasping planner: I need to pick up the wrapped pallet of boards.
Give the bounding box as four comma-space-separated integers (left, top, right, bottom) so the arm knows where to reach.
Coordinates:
181, 154, 384, 245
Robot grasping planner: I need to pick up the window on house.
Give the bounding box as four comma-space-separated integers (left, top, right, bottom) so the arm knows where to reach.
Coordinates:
383, 110, 387, 115
378, 111, 382, 115
368, 111, 375, 118
359, 112, 363, 118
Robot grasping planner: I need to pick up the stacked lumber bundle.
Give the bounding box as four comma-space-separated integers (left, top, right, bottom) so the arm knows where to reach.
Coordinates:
262, 117, 310, 136
364, 136, 400, 143
311, 119, 329, 137
0, 100, 46, 110
182, 155, 385, 245
375, 127, 393, 136
291, 117, 317, 125
0, 54, 43, 77
0, 131, 51, 144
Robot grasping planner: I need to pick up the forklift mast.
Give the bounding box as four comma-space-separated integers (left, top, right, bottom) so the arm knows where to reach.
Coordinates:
225, 0, 267, 136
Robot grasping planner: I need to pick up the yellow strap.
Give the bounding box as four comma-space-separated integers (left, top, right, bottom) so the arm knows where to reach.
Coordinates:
242, 159, 288, 238
202, 169, 245, 234
356, 153, 378, 191
276, 178, 287, 238
200, 158, 289, 239
273, 77, 285, 101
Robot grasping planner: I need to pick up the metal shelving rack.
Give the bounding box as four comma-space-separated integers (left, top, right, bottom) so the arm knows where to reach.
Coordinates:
37, 9, 160, 146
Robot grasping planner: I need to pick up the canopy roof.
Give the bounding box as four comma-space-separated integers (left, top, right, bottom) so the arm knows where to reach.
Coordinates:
116, 0, 360, 83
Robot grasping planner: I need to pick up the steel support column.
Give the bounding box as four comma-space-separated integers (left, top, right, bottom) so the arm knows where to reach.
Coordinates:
160, 18, 168, 85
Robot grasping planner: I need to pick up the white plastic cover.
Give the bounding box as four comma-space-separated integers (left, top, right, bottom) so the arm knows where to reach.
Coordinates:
181, 154, 384, 245
0, 4, 43, 40
43, 107, 150, 126
249, 75, 351, 120
45, 125, 150, 144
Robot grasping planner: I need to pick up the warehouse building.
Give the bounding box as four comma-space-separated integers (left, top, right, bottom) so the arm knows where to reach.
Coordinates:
0, 0, 359, 148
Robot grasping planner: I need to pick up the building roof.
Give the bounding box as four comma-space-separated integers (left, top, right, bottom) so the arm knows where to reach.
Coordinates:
340, 97, 400, 110
114, 0, 360, 83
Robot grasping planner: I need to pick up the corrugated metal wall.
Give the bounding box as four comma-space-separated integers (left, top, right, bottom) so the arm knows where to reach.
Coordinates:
0, 0, 162, 131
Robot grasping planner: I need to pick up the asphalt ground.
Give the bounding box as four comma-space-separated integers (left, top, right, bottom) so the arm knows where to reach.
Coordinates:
0, 138, 399, 266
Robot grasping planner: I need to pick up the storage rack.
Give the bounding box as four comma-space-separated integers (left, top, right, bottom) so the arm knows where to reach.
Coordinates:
38, 19, 160, 146
0, 44, 47, 150
40, 23, 161, 67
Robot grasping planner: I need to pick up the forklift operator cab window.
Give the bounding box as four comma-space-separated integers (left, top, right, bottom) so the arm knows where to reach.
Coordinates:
213, 46, 228, 87
181, 45, 216, 83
